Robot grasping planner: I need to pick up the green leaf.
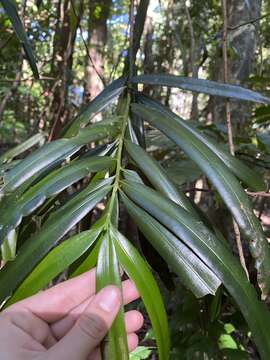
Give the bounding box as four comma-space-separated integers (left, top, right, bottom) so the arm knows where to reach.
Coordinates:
0, 178, 112, 303
138, 94, 265, 191
124, 140, 196, 214
120, 191, 221, 297
96, 232, 129, 360
1, 229, 17, 262
0, 160, 21, 176
218, 334, 238, 350
1, 124, 116, 196
0, 0, 39, 78
0, 156, 115, 245
64, 77, 126, 137
132, 74, 270, 104
111, 193, 119, 227
0, 133, 45, 165
257, 133, 270, 154
129, 346, 153, 360
123, 169, 144, 184
121, 181, 270, 360
111, 226, 170, 360
6, 228, 101, 306
69, 236, 101, 278
131, 102, 270, 298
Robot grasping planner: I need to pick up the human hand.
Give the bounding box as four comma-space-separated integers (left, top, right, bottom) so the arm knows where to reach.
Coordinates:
0, 268, 143, 360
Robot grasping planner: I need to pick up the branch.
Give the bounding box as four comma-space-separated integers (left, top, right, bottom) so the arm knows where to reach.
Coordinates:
184, 188, 209, 193
185, 188, 270, 198
0, 76, 56, 83
246, 191, 270, 198
0, 34, 14, 53
228, 12, 270, 31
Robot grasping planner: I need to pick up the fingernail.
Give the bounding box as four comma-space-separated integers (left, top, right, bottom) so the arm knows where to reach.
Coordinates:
97, 286, 120, 312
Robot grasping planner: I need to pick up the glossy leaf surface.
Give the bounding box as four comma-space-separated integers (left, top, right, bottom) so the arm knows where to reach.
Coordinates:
121, 191, 221, 297
122, 181, 270, 360
0, 179, 112, 303
70, 237, 101, 278
7, 228, 101, 305
0, 156, 115, 244
96, 233, 129, 360
124, 140, 196, 214
132, 103, 270, 298
1, 124, 116, 195
132, 74, 270, 104
137, 94, 265, 191
111, 226, 170, 360
0, 133, 45, 165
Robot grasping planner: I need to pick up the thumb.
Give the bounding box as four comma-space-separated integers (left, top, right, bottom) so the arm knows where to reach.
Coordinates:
48, 285, 121, 359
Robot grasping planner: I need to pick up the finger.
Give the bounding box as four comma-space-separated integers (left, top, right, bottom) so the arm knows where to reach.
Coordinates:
128, 333, 139, 352
0, 311, 46, 353
47, 286, 121, 359
8, 269, 97, 323
125, 310, 144, 334
122, 279, 140, 305
51, 279, 140, 339
3, 309, 56, 348
87, 348, 101, 360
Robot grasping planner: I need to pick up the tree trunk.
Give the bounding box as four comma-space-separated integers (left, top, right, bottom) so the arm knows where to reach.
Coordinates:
210, 0, 262, 131
49, 0, 82, 139
84, 0, 111, 102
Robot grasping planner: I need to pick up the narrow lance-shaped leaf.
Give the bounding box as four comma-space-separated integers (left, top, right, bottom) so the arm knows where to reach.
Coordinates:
120, 191, 221, 298
122, 181, 270, 360
124, 140, 196, 215
123, 169, 144, 184
6, 228, 101, 306
132, 74, 270, 104
0, 133, 45, 165
111, 226, 170, 360
0, 0, 39, 78
132, 103, 270, 298
96, 233, 129, 360
0, 178, 112, 303
1, 123, 117, 196
121, 166, 226, 245
0, 160, 20, 177
68, 212, 110, 278
69, 236, 102, 278
138, 94, 265, 191
64, 77, 126, 137
0, 156, 115, 245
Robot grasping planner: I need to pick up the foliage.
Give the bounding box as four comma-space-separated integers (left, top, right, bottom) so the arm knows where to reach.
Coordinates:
1, 1, 270, 359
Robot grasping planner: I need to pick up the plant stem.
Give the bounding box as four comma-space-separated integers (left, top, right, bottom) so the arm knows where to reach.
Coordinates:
105, 94, 130, 225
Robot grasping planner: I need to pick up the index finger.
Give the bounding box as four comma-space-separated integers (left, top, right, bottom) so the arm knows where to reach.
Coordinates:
7, 268, 97, 322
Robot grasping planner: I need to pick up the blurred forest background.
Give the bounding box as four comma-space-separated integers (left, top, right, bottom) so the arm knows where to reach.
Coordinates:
1, 0, 270, 359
